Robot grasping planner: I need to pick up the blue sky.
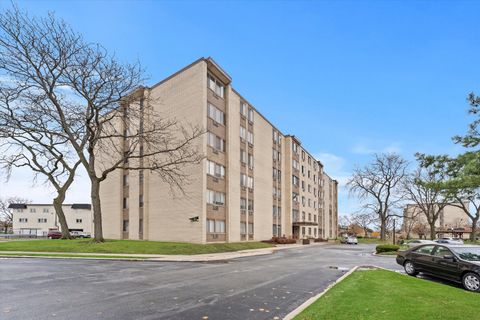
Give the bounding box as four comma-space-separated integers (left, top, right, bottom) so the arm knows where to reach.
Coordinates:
1, 0, 479, 216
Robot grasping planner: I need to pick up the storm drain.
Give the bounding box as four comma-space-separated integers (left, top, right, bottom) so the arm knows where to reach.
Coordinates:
328, 266, 350, 271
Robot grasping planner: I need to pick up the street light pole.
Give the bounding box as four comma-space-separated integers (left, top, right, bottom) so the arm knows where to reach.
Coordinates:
393, 218, 396, 245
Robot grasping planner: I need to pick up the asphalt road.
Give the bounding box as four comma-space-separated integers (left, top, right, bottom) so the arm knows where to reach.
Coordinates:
0, 244, 401, 320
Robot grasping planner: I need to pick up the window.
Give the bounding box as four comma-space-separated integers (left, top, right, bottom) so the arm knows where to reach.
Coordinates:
123, 197, 129, 209
273, 186, 278, 197
241, 174, 247, 187
278, 207, 282, 216
240, 149, 247, 164
207, 219, 215, 233
123, 174, 129, 186
139, 219, 143, 234
247, 131, 254, 145
139, 170, 144, 183
248, 223, 254, 235
207, 132, 225, 152
30, 208, 36, 213
76, 219, 82, 223
308, 185, 311, 193
293, 159, 299, 170
240, 222, 247, 235
206, 190, 226, 205
292, 175, 299, 187
248, 109, 254, 122
38, 218, 47, 223
240, 102, 248, 116
314, 215, 317, 222
302, 196, 306, 206
302, 211, 306, 220
208, 103, 225, 124
207, 219, 225, 233
215, 220, 225, 233
273, 205, 278, 217
414, 245, 435, 255
139, 194, 144, 208
292, 143, 298, 154
308, 156, 311, 165
19, 218, 28, 223
206, 160, 225, 178
208, 74, 224, 98
433, 246, 452, 257
248, 199, 254, 211
240, 126, 246, 140
247, 176, 254, 189
292, 192, 299, 203
308, 213, 311, 221
248, 154, 254, 169
302, 151, 305, 160
240, 198, 247, 210
273, 130, 278, 142
273, 168, 277, 179
123, 220, 129, 232
293, 210, 299, 221
43, 208, 49, 213
16, 209, 23, 213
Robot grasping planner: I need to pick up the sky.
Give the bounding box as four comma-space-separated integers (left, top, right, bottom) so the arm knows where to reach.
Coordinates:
0, 0, 479, 217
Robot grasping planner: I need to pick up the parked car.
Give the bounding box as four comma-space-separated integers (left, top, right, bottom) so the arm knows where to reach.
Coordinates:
396, 244, 480, 292
47, 231, 62, 239
69, 231, 91, 239
406, 240, 436, 248
435, 237, 464, 245
341, 236, 358, 245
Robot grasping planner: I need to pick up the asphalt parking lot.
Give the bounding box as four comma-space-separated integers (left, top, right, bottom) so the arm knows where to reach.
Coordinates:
0, 244, 401, 320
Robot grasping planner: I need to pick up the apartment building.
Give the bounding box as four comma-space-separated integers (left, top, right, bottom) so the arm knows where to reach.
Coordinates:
10, 203, 93, 236
100, 57, 338, 243
402, 203, 469, 238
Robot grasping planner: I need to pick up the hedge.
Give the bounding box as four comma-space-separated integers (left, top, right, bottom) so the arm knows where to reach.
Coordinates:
376, 244, 400, 254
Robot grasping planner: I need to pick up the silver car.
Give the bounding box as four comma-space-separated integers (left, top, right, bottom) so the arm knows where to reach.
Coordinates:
346, 236, 358, 245
435, 237, 464, 245
406, 240, 436, 248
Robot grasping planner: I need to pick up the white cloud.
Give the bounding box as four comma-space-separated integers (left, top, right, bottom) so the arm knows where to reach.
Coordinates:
351, 142, 402, 155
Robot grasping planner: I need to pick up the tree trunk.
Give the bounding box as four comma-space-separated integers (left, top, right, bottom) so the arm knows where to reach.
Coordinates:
91, 178, 104, 242
53, 195, 72, 239
429, 222, 436, 240
470, 217, 479, 242
380, 218, 387, 241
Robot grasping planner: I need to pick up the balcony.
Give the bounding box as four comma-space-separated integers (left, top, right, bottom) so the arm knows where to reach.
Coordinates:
292, 218, 318, 226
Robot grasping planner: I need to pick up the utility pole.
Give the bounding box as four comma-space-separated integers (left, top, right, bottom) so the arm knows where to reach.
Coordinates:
393, 218, 396, 245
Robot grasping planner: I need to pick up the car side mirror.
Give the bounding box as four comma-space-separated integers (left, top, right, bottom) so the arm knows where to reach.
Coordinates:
443, 255, 455, 261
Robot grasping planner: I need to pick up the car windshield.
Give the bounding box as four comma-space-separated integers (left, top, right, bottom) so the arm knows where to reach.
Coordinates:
452, 247, 480, 261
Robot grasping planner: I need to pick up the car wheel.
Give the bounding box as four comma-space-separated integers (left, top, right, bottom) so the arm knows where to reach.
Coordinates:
404, 260, 418, 276
48, 236, 52, 239
462, 272, 480, 292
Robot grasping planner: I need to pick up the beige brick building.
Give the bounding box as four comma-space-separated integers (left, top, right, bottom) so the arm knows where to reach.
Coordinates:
100, 57, 339, 243
402, 203, 469, 239
10, 203, 93, 236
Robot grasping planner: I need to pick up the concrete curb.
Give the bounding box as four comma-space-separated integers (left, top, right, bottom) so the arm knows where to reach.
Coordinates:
283, 266, 359, 320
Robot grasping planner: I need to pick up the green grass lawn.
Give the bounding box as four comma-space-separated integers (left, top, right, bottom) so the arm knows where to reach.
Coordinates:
0, 239, 273, 255
295, 269, 479, 320
357, 238, 390, 244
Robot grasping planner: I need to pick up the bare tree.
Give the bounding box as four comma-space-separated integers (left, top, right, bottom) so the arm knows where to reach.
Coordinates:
402, 205, 422, 240
0, 92, 81, 238
0, 7, 204, 241
0, 196, 30, 233
412, 222, 429, 239
448, 189, 480, 241
351, 212, 376, 238
347, 153, 408, 240
402, 167, 450, 240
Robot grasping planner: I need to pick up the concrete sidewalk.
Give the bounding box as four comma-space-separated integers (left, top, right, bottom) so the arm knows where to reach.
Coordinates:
0, 242, 328, 262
